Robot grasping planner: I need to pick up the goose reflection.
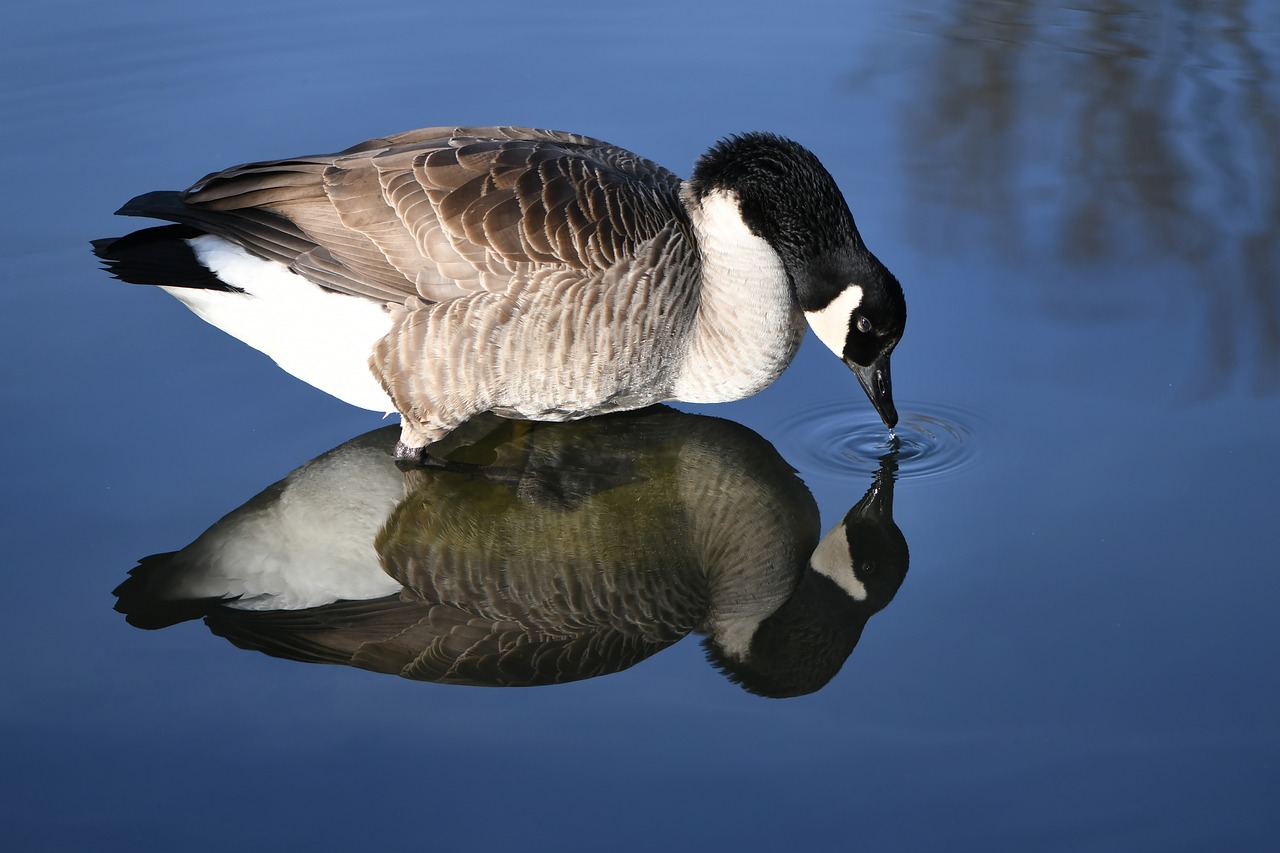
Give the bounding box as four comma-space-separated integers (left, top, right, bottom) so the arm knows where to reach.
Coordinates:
115, 407, 908, 697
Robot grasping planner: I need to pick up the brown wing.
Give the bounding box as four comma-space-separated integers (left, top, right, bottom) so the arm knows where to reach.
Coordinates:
203, 594, 676, 687
154, 126, 688, 305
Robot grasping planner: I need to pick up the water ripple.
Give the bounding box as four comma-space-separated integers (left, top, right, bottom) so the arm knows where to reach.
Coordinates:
774, 399, 983, 482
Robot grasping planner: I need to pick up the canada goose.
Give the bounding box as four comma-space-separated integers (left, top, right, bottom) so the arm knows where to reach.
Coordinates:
94, 126, 906, 462
114, 408, 908, 695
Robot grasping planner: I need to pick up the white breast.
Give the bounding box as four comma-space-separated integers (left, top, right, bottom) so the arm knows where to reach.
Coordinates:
674, 188, 804, 402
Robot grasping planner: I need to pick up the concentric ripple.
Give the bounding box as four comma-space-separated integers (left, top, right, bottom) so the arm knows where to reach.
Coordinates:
773, 399, 983, 482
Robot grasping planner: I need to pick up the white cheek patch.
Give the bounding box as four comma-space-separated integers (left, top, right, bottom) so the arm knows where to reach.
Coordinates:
809, 521, 868, 601
804, 285, 863, 357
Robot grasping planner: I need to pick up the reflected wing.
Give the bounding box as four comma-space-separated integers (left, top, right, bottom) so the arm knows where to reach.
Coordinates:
205, 596, 675, 687
121, 126, 687, 305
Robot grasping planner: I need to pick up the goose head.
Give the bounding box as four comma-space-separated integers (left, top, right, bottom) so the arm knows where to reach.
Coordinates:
688, 133, 906, 428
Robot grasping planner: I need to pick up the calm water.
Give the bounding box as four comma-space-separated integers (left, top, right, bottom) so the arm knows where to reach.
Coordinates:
3, 0, 1278, 850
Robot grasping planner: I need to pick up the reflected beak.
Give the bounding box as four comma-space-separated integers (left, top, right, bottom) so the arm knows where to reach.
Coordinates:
849, 353, 897, 429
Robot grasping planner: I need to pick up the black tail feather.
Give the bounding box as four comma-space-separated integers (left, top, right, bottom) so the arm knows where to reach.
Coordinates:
92, 224, 237, 291
113, 552, 235, 629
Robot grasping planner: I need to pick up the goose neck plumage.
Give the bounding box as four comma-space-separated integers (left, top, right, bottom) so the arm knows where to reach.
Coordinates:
673, 185, 805, 403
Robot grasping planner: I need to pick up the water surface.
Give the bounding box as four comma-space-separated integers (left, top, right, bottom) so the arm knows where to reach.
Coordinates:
3, 1, 1278, 850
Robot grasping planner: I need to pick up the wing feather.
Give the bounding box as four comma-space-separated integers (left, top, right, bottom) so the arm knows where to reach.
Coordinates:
121, 126, 687, 307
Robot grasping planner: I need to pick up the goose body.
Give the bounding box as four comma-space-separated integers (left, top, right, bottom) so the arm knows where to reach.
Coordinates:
96, 126, 906, 459
115, 410, 908, 695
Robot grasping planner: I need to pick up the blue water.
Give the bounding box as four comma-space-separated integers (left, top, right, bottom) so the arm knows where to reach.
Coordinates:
3, 1, 1279, 850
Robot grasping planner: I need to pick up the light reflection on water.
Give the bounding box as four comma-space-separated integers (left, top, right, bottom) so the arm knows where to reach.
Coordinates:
873, 0, 1280, 395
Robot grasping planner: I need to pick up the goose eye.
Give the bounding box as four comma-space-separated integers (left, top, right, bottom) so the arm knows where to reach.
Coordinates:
856, 316, 872, 334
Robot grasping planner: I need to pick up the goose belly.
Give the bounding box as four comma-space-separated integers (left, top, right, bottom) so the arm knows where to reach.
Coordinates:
169, 236, 395, 411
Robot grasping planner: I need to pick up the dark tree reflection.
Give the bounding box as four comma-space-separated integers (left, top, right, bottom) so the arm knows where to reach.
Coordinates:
877, 0, 1280, 394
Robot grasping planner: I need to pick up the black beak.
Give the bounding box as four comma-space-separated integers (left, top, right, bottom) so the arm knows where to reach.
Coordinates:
849, 353, 897, 429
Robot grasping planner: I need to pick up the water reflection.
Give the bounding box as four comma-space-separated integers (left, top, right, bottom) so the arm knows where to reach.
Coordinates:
882, 0, 1280, 393
775, 398, 981, 482
115, 408, 909, 697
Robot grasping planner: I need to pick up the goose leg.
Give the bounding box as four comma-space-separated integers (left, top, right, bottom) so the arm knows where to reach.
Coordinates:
394, 422, 436, 470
